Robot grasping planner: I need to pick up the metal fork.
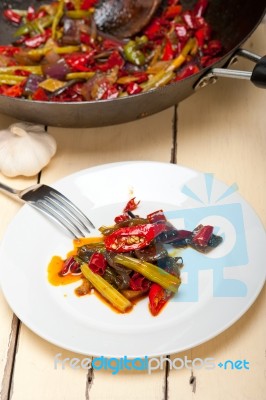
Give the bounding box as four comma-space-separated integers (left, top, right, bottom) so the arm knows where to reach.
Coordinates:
0, 182, 95, 238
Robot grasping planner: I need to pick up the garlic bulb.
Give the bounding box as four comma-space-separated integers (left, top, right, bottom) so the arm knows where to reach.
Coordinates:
0, 122, 57, 177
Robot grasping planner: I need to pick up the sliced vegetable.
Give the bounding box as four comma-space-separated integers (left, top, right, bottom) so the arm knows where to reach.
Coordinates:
149, 283, 172, 316
104, 223, 166, 252
88, 253, 107, 275
114, 254, 181, 293
81, 263, 132, 312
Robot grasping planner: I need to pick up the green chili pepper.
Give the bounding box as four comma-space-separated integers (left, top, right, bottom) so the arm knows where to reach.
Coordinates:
123, 36, 148, 66
14, 15, 53, 37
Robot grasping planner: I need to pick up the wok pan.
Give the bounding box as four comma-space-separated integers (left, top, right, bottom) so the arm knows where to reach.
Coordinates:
0, 0, 265, 128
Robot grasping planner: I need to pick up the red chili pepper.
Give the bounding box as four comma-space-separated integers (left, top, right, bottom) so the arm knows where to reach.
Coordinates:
149, 283, 171, 316
164, 5, 182, 19
192, 225, 213, 247
193, 0, 209, 18
81, 0, 98, 10
132, 72, 148, 84
144, 18, 163, 40
88, 253, 107, 276
27, 6, 36, 21
3, 9, 22, 25
65, 52, 94, 72
80, 32, 91, 45
204, 40, 222, 56
123, 197, 140, 212
32, 87, 49, 101
129, 272, 151, 291
24, 33, 47, 49
60, 256, 81, 276
126, 82, 142, 95
114, 214, 129, 224
35, 10, 47, 19
97, 51, 124, 72
102, 85, 119, 100
162, 37, 174, 61
182, 11, 197, 29
175, 63, 200, 80
147, 210, 166, 224
104, 223, 166, 252
0, 46, 21, 56
2, 82, 24, 98
174, 24, 189, 41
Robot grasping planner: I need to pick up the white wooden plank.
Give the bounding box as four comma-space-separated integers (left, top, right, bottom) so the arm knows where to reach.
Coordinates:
0, 115, 39, 399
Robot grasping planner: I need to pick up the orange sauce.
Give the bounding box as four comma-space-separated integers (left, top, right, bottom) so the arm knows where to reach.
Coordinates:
47, 237, 103, 286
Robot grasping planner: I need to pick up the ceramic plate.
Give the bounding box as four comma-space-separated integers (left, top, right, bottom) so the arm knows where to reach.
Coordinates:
0, 161, 265, 357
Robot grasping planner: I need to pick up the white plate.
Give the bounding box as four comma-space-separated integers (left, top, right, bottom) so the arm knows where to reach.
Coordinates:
0, 161, 265, 358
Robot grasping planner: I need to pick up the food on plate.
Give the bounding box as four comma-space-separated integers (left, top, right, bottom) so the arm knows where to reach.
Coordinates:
1, 0, 223, 102
48, 199, 222, 316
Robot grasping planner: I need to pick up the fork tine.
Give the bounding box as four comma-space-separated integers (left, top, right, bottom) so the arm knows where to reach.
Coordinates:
45, 193, 92, 236
42, 196, 90, 237
36, 200, 84, 239
47, 187, 95, 229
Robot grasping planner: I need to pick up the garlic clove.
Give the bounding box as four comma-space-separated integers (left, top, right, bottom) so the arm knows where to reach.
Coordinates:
0, 122, 57, 177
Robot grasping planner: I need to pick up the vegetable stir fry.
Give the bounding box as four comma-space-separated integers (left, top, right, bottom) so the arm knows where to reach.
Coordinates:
48, 200, 222, 316
1, 0, 223, 101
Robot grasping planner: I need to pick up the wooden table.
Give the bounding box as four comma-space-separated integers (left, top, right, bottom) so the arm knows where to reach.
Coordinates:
0, 25, 265, 400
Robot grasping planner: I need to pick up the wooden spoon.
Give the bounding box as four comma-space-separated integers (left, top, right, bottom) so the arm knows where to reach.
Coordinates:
94, 0, 162, 38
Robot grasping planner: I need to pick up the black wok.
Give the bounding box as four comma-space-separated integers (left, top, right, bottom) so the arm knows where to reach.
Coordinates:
0, 0, 265, 128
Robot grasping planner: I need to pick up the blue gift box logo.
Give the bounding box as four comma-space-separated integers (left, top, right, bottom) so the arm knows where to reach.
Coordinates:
164, 174, 248, 301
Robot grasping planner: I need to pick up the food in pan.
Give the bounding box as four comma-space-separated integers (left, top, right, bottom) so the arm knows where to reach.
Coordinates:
48, 198, 222, 316
1, 0, 223, 102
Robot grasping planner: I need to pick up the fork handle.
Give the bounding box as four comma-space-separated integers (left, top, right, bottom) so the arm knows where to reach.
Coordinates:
0, 182, 19, 195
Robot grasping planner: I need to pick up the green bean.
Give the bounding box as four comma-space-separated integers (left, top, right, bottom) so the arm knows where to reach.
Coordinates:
52, 0, 65, 40
66, 72, 95, 80
0, 75, 25, 85
14, 15, 53, 37
80, 264, 132, 313
114, 255, 181, 293
0, 66, 42, 75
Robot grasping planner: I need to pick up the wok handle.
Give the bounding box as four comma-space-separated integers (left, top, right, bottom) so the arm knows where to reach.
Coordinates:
195, 49, 266, 90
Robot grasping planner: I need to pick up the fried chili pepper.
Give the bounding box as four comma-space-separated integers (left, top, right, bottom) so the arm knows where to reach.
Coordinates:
129, 272, 151, 291
0, 46, 20, 57
162, 38, 174, 61
3, 9, 22, 25
114, 214, 129, 224
88, 253, 107, 276
149, 283, 172, 316
81, 0, 98, 9
194, 0, 209, 18
60, 256, 81, 276
123, 197, 140, 212
192, 225, 213, 247
126, 82, 142, 95
31, 87, 49, 101
147, 210, 166, 224
164, 5, 182, 19
65, 52, 94, 72
104, 223, 166, 252
24, 32, 49, 48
